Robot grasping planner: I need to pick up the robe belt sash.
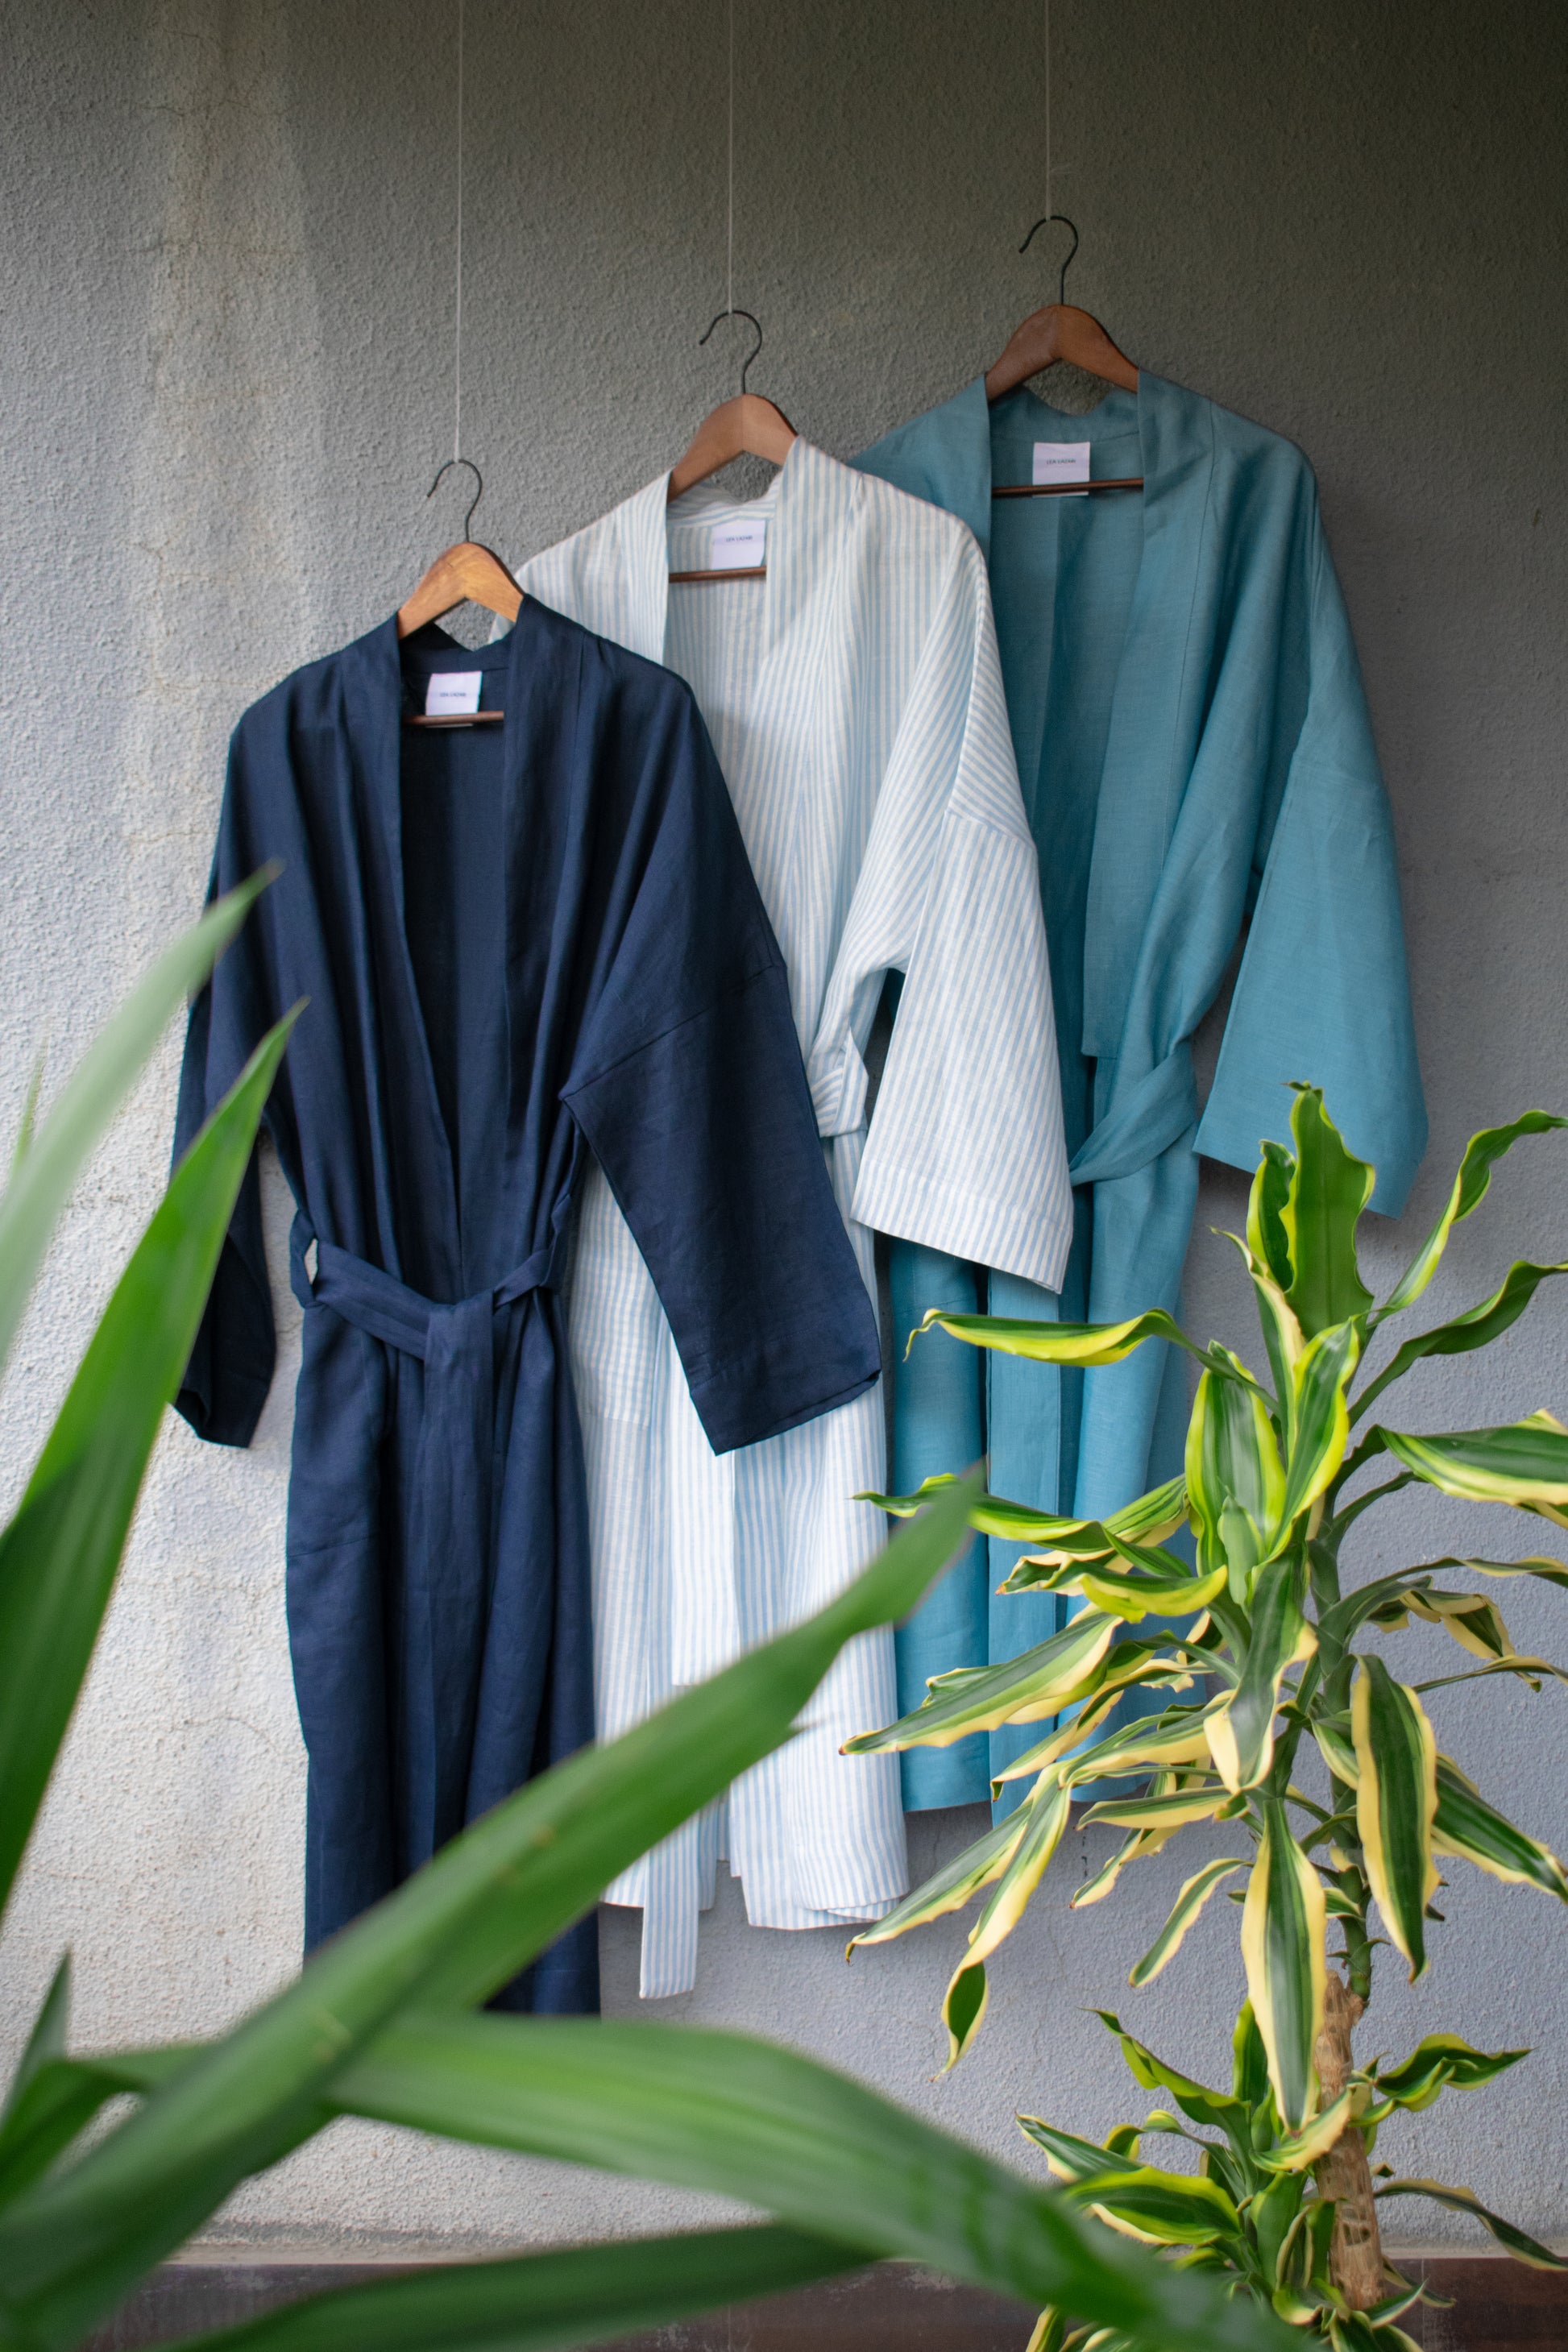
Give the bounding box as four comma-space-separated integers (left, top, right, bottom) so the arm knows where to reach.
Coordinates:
1067, 1042, 1199, 1188
289, 1222, 568, 1865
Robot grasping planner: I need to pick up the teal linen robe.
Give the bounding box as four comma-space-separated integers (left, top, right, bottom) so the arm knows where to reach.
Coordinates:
857, 371, 1426, 1809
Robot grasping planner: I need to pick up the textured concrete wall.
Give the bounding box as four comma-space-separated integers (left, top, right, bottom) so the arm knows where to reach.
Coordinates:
2, 0, 1566, 2258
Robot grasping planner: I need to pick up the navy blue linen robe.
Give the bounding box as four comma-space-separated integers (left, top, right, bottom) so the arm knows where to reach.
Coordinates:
173, 600, 881, 2010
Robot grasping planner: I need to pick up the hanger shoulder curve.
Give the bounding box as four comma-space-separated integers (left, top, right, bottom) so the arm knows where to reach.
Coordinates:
985, 302, 1139, 401
668, 392, 797, 500
396, 540, 523, 638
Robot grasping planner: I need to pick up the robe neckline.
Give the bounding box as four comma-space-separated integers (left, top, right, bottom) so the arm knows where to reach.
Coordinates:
877, 368, 1217, 1066
336, 599, 562, 1294
608, 437, 862, 674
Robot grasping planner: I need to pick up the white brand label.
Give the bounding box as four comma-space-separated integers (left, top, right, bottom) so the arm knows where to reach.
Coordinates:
1032, 440, 1093, 492
710, 519, 768, 569
425, 670, 483, 716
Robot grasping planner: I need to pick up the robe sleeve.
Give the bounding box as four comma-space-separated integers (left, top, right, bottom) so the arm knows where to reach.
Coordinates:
172, 728, 282, 1447
840, 534, 1074, 1292
1193, 490, 1427, 1213
563, 687, 882, 1457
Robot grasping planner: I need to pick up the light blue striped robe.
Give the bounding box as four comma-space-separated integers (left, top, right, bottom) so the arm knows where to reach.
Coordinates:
519, 440, 1072, 1993
856, 371, 1428, 1810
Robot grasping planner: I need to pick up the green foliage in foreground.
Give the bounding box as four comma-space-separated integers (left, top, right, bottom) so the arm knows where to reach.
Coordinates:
0, 894, 1291, 2352
851, 1089, 1568, 2342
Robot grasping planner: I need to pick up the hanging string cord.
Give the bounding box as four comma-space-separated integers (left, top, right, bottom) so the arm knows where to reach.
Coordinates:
725, 0, 735, 320
1043, 0, 1052, 239
453, 0, 465, 463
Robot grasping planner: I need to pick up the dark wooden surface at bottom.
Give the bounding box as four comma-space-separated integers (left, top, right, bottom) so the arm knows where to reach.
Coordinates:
77, 2252, 1568, 2351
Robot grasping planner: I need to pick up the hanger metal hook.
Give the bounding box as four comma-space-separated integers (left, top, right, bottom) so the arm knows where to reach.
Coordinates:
427, 455, 483, 541
1018, 213, 1079, 306
699, 307, 764, 396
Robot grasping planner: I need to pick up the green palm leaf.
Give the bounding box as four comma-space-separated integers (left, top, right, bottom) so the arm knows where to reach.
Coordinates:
174, 2227, 869, 2352
332, 2014, 1290, 2352
0, 1479, 980, 2350
0, 877, 272, 1385
0, 1008, 298, 1925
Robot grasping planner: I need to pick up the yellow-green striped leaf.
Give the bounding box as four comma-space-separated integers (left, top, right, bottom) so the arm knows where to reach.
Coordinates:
1424, 1553, 1568, 1591
1240, 1802, 1326, 2131
988, 1653, 1197, 1782
1079, 1785, 1236, 1833
1352, 1658, 1437, 1980
845, 1808, 1029, 1952
1074, 1554, 1230, 1624
1375, 1412, 1568, 1517
1016, 2119, 1128, 2186
1311, 1716, 1360, 1789
993, 1481, 1192, 1574
1186, 1368, 1285, 1594
911, 1306, 1197, 1369
1093, 2014, 1247, 2137
960, 1777, 1073, 1975
940, 1962, 989, 2072
1373, 2035, 1528, 2112
1253, 2083, 1371, 2173
1128, 1859, 1248, 1987
1400, 1587, 1512, 1663
1206, 1558, 1317, 1794
1279, 1089, 1375, 1338
1066, 2166, 1243, 2250
1414, 1655, 1568, 1695
857, 1477, 1098, 1548
1064, 1704, 1225, 1790
1372, 2180, 1568, 2269
842, 1613, 1119, 1751
1247, 1139, 1296, 1292
1432, 1757, 1568, 1899
1380, 1112, 1567, 1320
1354, 1259, 1568, 1422
1279, 1319, 1362, 1528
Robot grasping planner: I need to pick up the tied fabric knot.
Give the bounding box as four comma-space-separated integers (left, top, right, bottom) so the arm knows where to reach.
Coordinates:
807, 1034, 869, 1139
289, 1219, 568, 1869
1068, 1043, 1199, 1189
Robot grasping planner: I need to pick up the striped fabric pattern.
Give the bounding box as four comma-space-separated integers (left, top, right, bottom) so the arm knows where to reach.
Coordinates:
520, 441, 1072, 1995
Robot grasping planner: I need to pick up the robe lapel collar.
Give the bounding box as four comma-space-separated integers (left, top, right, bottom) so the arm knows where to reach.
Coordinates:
1080, 371, 1215, 1061
615, 472, 674, 664
340, 616, 462, 1281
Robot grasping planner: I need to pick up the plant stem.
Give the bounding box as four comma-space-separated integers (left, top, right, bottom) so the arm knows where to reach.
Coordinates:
1311, 1970, 1384, 2309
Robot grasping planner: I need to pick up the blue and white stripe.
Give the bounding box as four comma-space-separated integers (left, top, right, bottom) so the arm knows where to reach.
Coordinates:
521, 441, 1072, 1995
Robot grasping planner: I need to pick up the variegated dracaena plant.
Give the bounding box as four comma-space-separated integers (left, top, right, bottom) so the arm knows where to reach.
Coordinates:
845, 1088, 1568, 2345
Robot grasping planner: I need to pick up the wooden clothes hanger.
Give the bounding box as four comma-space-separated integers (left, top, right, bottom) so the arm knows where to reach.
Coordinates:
398, 459, 523, 723
985, 218, 1143, 500
667, 311, 797, 582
